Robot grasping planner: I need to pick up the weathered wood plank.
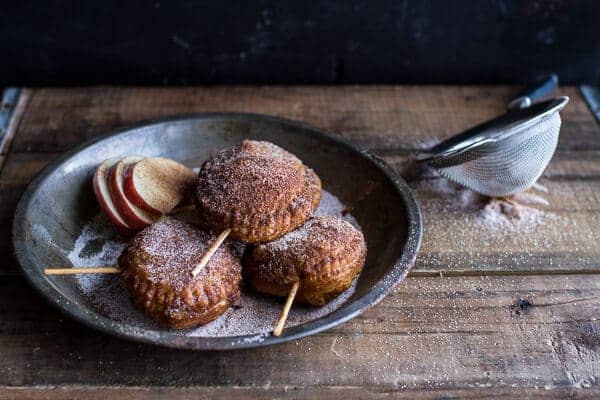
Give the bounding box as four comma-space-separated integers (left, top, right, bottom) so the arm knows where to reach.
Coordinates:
0, 89, 31, 173
1, 275, 599, 391
0, 386, 598, 400
411, 177, 600, 274
1, 86, 598, 396
9, 86, 598, 154
0, 152, 56, 184
3, 149, 599, 186
1, 151, 598, 276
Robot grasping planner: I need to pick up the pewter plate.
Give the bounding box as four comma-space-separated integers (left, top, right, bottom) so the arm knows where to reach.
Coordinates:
12, 113, 422, 350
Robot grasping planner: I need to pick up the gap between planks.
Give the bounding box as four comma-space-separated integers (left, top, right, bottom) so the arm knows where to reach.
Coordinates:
0, 385, 597, 400
409, 268, 600, 277
2, 87, 597, 280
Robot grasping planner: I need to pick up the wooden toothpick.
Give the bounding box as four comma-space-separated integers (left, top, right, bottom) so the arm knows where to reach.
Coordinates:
44, 267, 120, 275
273, 281, 300, 337
191, 228, 232, 277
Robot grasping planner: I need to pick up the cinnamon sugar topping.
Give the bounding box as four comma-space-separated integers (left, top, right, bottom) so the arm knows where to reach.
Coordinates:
196, 140, 322, 243
70, 188, 362, 337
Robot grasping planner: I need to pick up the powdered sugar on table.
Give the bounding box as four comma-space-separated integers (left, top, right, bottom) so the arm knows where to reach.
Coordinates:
68, 189, 361, 337
414, 177, 555, 233
408, 174, 590, 273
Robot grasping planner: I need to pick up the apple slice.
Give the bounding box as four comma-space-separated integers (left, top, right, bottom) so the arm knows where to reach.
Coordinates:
92, 158, 134, 235
123, 157, 197, 214
108, 156, 161, 230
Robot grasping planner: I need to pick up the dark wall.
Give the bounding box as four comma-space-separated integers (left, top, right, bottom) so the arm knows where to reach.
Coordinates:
1, 0, 598, 86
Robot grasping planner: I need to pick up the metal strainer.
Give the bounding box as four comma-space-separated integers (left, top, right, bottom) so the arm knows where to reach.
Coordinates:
417, 78, 569, 197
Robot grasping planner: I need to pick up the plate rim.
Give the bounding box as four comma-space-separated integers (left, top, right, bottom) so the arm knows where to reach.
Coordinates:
12, 112, 423, 350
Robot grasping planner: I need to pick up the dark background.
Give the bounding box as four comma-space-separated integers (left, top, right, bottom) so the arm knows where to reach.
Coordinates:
1, 0, 598, 86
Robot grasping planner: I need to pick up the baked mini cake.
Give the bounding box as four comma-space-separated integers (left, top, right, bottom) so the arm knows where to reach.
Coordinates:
243, 216, 366, 306
196, 140, 322, 244
119, 220, 242, 329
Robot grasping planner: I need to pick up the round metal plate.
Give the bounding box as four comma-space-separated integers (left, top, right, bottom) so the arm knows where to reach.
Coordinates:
12, 113, 422, 350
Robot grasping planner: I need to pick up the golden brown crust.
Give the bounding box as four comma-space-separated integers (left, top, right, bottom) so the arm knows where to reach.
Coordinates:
196, 140, 322, 243
118, 220, 242, 329
243, 216, 367, 306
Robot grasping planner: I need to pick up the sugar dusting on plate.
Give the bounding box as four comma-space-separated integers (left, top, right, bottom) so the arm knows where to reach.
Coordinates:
68, 189, 361, 337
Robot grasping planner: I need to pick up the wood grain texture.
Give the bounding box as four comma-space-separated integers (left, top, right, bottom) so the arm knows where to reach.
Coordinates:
1, 386, 598, 400
1, 159, 598, 276
0, 86, 599, 397
0, 87, 599, 277
9, 86, 598, 153
0, 89, 31, 173
0, 275, 599, 393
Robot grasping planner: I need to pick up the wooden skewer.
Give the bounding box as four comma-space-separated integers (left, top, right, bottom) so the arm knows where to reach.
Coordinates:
273, 281, 300, 337
44, 267, 120, 275
191, 228, 232, 277
46, 227, 231, 277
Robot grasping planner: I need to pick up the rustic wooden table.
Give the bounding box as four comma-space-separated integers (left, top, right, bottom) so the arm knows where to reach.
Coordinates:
0, 86, 598, 399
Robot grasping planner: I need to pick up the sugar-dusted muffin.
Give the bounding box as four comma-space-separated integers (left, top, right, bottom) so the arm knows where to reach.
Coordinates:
119, 220, 242, 329
196, 140, 322, 244
244, 216, 366, 306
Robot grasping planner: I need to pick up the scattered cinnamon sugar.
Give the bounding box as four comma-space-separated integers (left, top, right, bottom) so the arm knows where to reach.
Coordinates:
69, 189, 362, 337
315, 190, 360, 229
407, 175, 598, 274
414, 177, 554, 232
197, 140, 307, 218
244, 216, 366, 306
268, 216, 356, 253
126, 220, 237, 289
196, 140, 322, 242
68, 213, 127, 296
187, 279, 358, 337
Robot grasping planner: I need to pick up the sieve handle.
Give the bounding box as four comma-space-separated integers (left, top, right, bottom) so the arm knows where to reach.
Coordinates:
508, 74, 558, 110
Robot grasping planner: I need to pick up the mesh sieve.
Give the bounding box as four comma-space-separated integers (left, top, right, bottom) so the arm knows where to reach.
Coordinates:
418, 96, 568, 197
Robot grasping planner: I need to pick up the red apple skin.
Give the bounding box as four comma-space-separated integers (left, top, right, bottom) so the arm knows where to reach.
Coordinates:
122, 163, 156, 213
108, 157, 160, 230
92, 158, 135, 235
123, 157, 197, 214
